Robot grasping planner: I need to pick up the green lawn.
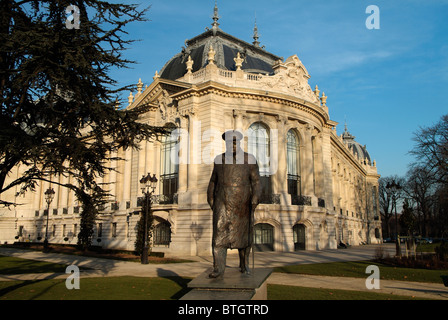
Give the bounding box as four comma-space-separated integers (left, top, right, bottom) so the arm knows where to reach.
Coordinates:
0, 276, 191, 300
0, 255, 83, 274
1, 254, 446, 300
267, 284, 426, 300
416, 243, 439, 253
1, 277, 429, 300
274, 260, 448, 284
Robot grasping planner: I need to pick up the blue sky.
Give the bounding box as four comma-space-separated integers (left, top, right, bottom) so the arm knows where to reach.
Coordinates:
110, 0, 448, 179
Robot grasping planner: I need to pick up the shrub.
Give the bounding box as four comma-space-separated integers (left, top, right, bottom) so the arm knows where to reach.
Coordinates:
435, 242, 448, 261
373, 246, 390, 260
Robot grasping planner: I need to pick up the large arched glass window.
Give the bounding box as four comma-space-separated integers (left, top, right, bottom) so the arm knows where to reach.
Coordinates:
287, 129, 301, 196
160, 126, 178, 203
248, 122, 271, 203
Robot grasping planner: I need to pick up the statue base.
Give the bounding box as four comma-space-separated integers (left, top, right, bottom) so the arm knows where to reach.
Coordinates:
180, 267, 272, 300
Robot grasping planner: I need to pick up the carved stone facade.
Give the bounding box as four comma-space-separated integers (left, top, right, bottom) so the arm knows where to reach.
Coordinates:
0, 11, 382, 255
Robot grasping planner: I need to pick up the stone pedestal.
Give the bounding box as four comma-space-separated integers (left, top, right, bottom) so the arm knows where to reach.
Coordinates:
181, 268, 272, 300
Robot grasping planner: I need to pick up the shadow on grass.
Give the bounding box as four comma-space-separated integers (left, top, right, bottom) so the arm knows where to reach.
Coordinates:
0, 280, 42, 297
157, 268, 192, 300
0, 256, 74, 275
0, 275, 62, 300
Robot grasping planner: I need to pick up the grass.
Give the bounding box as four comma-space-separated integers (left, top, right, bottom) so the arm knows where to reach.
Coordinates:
416, 243, 439, 253
0, 255, 191, 300
1, 244, 194, 264
267, 284, 426, 300
1, 277, 429, 300
1, 250, 446, 300
274, 260, 448, 284
0, 276, 191, 300
0, 255, 88, 275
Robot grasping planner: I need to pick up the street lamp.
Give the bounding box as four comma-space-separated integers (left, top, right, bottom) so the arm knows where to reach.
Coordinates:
139, 173, 158, 264
43, 187, 55, 251
386, 180, 402, 257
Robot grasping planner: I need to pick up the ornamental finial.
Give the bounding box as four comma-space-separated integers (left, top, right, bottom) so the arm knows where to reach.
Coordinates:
208, 46, 216, 65
253, 14, 260, 47
186, 56, 194, 73
137, 78, 143, 94
314, 85, 320, 99
234, 52, 244, 71
211, 0, 220, 31
321, 92, 327, 107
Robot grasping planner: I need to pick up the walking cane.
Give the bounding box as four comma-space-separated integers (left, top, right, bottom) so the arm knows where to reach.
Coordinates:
250, 202, 255, 275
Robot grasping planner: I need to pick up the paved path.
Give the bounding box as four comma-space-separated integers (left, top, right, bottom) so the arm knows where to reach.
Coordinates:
1, 244, 447, 300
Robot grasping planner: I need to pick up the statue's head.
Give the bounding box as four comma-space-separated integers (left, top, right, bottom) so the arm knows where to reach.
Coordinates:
222, 130, 243, 154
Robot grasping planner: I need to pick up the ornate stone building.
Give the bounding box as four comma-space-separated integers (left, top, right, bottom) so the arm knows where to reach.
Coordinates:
0, 5, 382, 255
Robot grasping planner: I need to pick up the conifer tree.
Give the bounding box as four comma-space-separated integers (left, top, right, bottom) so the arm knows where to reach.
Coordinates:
134, 195, 153, 257
0, 1, 165, 247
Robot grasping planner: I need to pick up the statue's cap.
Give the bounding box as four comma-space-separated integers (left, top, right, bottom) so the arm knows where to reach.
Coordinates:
222, 130, 243, 141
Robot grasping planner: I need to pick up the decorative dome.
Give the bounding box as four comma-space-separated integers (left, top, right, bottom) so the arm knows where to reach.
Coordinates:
159, 3, 282, 81
342, 125, 371, 164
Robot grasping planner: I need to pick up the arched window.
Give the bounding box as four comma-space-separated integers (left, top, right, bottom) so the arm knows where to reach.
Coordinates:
293, 224, 306, 250
154, 221, 171, 246
248, 123, 271, 203
375, 228, 381, 239
160, 126, 178, 203
254, 223, 274, 251
287, 129, 301, 196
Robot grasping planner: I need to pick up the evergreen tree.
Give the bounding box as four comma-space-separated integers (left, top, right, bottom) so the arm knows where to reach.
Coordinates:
399, 199, 416, 237
0, 1, 166, 246
0, 1, 165, 204
75, 185, 106, 250
134, 194, 153, 256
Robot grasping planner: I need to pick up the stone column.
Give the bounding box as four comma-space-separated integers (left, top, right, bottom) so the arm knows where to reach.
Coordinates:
60, 173, 69, 213
32, 180, 41, 213
177, 114, 189, 194
150, 140, 160, 197
275, 115, 289, 204
187, 111, 200, 205
325, 129, 337, 213
313, 133, 323, 198
233, 109, 246, 132
138, 139, 147, 185
109, 150, 118, 204
121, 148, 132, 210
302, 124, 315, 199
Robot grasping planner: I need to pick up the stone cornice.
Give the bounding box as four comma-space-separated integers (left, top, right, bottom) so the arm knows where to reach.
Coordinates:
330, 130, 378, 176
171, 80, 331, 127
127, 77, 192, 111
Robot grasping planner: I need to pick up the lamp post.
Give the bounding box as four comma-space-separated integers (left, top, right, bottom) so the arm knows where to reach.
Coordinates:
386, 180, 401, 257
43, 187, 55, 251
139, 173, 158, 264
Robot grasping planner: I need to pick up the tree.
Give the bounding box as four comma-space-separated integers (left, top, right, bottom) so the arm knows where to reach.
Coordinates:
378, 175, 405, 238
409, 114, 448, 238
0, 1, 166, 248
399, 199, 416, 237
75, 186, 105, 250
410, 113, 448, 186
433, 184, 448, 238
0, 1, 165, 205
405, 166, 437, 237
134, 194, 153, 257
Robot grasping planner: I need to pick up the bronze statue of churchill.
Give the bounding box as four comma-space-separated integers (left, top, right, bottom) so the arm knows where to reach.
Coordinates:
207, 130, 261, 278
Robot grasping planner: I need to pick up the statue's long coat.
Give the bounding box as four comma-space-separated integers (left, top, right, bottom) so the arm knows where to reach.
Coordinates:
207, 152, 261, 249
